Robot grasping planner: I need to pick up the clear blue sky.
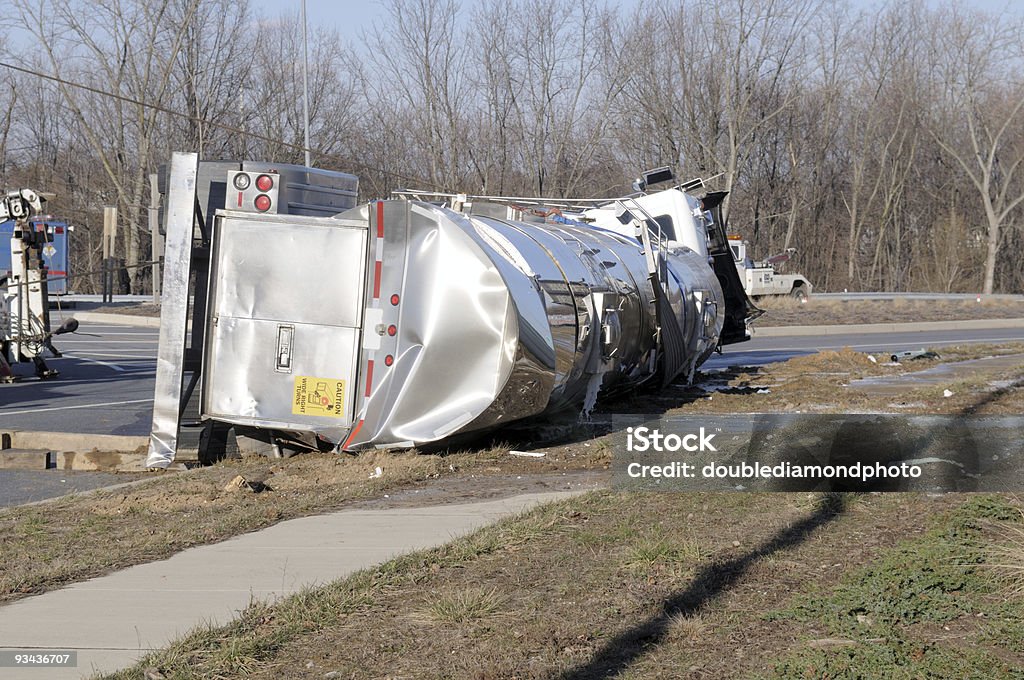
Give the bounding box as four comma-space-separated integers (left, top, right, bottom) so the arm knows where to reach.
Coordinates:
252, 0, 1021, 44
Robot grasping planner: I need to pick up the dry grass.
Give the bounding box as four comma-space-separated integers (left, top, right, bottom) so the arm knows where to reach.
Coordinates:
102, 492, 1020, 680
4, 343, 1022, 606
676, 343, 1024, 416
984, 507, 1024, 599
0, 446, 606, 605
624, 535, 705, 572
425, 587, 507, 623
666, 612, 707, 642
756, 296, 1024, 327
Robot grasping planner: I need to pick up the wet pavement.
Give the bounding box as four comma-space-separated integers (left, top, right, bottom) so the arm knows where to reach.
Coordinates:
847, 353, 1024, 396
0, 470, 147, 509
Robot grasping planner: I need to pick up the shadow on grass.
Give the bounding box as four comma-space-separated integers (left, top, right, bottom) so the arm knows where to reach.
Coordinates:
960, 376, 1024, 415
559, 493, 848, 680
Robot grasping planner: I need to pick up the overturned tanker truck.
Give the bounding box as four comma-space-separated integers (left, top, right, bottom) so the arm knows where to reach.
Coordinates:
146, 156, 758, 467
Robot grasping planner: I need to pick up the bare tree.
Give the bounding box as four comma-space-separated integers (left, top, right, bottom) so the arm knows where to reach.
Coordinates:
0, 69, 18, 179
929, 6, 1024, 294
244, 11, 361, 166
474, 0, 620, 196
368, 0, 469, 189
1, 0, 1022, 295
11, 0, 206, 292
169, 0, 253, 157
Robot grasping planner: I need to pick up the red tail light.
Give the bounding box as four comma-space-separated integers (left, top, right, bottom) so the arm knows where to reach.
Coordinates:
256, 174, 274, 192
254, 194, 272, 212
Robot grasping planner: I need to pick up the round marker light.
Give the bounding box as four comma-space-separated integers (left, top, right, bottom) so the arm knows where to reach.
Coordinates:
233, 173, 251, 190
256, 174, 274, 191
390, 294, 400, 306
387, 325, 397, 337
384, 354, 394, 366
254, 194, 272, 212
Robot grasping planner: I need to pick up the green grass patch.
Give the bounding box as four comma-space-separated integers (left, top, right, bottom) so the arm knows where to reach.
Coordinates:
764, 494, 1024, 679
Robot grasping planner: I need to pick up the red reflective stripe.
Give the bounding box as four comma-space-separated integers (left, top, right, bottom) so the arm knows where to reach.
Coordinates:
376, 200, 384, 238
236, 191, 243, 208
373, 261, 382, 298
342, 419, 365, 449
365, 359, 375, 396
48, 270, 66, 275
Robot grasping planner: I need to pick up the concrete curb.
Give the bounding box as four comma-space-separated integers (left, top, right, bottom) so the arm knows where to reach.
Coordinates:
51, 311, 161, 328
1, 431, 151, 471
754, 318, 1024, 337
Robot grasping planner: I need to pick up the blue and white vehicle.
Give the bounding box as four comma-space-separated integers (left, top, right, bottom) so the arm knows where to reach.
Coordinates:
0, 216, 71, 294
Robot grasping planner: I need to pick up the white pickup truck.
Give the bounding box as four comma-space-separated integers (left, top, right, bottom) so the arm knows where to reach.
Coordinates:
728, 237, 812, 299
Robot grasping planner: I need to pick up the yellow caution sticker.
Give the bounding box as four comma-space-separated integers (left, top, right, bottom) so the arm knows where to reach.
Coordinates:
292, 376, 345, 418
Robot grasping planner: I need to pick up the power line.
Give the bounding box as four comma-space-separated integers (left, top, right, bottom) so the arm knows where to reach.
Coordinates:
0, 60, 448, 192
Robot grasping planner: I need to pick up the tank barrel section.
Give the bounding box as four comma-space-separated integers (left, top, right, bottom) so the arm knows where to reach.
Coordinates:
146, 155, 748, 466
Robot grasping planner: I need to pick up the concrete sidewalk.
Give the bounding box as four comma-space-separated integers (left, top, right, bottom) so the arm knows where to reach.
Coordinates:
0, 490, 584, 679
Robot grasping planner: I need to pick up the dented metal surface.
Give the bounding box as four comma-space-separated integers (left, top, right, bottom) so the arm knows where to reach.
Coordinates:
147, 158, 750, 466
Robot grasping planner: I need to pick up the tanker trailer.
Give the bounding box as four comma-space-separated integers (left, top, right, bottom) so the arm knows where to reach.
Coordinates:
147, 153, 754, 467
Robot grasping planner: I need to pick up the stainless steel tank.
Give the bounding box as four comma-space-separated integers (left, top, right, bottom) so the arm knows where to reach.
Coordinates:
336, 199, 724, 450
146, 153, 743, 466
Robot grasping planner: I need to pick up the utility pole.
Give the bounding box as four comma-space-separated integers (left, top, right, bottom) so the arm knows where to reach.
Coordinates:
149, 173, 162, 303
301, 0, 312, 167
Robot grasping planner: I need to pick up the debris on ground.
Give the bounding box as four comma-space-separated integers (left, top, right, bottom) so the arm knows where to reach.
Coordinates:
890, 349, 940, 363
509, 451, 546, 458
223, 475, 271, 493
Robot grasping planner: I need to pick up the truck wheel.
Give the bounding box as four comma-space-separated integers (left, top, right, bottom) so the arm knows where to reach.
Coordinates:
789, 285, 808, 301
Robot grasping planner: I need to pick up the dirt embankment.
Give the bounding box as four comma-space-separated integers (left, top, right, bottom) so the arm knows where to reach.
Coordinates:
756, 296, 1024, 327
3, 342, 1021, 605
106, 492, 1024, 680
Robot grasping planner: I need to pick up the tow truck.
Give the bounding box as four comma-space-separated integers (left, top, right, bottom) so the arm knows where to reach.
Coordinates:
728, 236, 812, 299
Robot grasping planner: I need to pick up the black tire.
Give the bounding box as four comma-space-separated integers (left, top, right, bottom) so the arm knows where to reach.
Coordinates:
789, 285, 808, 300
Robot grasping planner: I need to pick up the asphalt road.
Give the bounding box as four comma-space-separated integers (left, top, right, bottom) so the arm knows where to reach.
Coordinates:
0, 470, 146, 509
0, 320, 158, 435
